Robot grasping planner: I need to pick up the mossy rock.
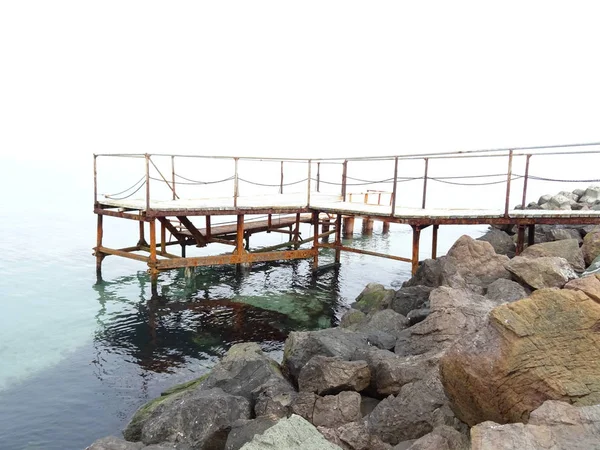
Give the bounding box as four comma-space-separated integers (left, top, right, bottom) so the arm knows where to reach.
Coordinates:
351, 283, 395, 314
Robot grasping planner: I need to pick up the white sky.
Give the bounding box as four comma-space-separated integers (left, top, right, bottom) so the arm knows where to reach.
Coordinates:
2, 1, 600, 164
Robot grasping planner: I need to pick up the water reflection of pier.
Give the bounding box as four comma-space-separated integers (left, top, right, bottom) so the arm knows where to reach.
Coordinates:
92, 261, 341, 373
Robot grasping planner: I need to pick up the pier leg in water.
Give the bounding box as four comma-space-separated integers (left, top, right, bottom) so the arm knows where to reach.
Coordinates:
335, 214, 342, 264
137, 221, 148, 247
362, 218, 374, 236
95, 214, 104, 279
382, 221, 390, 234
343, 216, 355, 237
184, 266, 196, 289
149, 219, 159, 290
411, 225, 422, 275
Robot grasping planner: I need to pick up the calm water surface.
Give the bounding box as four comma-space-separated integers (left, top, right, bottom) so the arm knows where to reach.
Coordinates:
0, 161, 487, 450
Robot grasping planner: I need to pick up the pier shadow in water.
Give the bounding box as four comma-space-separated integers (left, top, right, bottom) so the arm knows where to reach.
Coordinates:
93, 259, 342, 374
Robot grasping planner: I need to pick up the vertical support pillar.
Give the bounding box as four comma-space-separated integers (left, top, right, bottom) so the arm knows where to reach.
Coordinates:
343, 216, 355, 237
206, 215, 212, 240
382, 221, 390, 234
149, 219, 158, 285
362, 218, 374, 235
145, 153, 151, 212
236, 214, 245, 254
504, 150, 514, 217
411, 225, 421, 275
95, 214, 104, 278
138, 221, 147, 246
335, 214, 342, 264
312, 211, 319, 272
181, 244, 186, 258
516, 225, 525, 255
432, 224, 439, 259
160, 220, 166, 255
293, 213, 301, 249
316, 162, 321, 192
527, 224, 536, 246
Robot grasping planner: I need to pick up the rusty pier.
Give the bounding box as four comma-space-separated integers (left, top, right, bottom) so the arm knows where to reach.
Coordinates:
93, 144, 600, 284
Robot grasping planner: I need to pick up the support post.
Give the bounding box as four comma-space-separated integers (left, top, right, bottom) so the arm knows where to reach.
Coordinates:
341, 160, 348, 201
335, 214, 342, 264
138, 221, 147, 246
516, 225, 525, 255
95, 214, 104, 277
160, 220, 166, 255
382, 221, 390, 233
206, 215, 212, 240
343, 216, 355, 237
149, 219, 158, 284
504, 150, 513, 217
233, 158, 239, 208
312, 211, 319, 272
236, 214, 245, 254
307, 159, 312, 206
521, 154, 531, 208
171, 156, 176, 200
527, 224, 536, 246
293, 213, 301, 249
391, 156, 398, 216
362, 218, 374, 235
432, 224, 439, 259
411, 225, 421, 275
422, 157, 429, 209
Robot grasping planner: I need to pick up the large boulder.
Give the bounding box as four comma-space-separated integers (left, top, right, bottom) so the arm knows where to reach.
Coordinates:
199, 342, 290, 401
252, 377, 297, 419
395, 287, 501, 357
239, 414, 342, 450
520, 239, 586, 272
440, 288, 600, 426
579, 185, 600, 204
225, 417, 278, 450
291, 391, 362, 429
477, 228, 516, 258
545, 194, 572, 210
401, 426, 469, 450
391, 286, 434, 316
471, 401, 600, 450
439, 236, 511, 294
564, 273, 600, 302
505, 256, 577, 290
366, 370, 460, 445
542, 226, 583, 244
351, 283, 395, 314
138, 387, 251, 448
86, 437, 144, 450
402, 258, 445, 288
282, 328, 373, 381
318, 421, 392, 450
298, 356, 371, 395
582, 226, 600, 266
485, 279, 528, 303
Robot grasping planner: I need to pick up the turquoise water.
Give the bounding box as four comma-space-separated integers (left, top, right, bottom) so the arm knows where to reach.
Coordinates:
0, 158, 487, 450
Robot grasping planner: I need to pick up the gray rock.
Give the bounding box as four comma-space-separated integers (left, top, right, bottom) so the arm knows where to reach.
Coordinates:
363, 330, 397, 351
392, 441, 417, 450
298, 356, 370, 395
391, 286, 433, 316
582, 255, 600, 277
485, 278, 528, 303
406, 308, 430, 326
351, 283, 395, 314
471, 401, 600, 450
313, 391, 363, 428
139, 388, 251, 448
543, 226, 583, 244
319, 421, 392, 450
573, 188, 585, 200
547, 194, 572, 210
366, 370, 453, 445
360, 396, 381, 417
395, 287, 500, 357
405, 425, 469, 450
477, 228, 516, 258
225, 417, 278, 450
282, 328, 373, 381
239, 414, 342, 450
440, 236, 511, 294
402, 258, 445, 288
506, 256, 578, 290
199, 342, 288, 401
359, 309, 409, 337
353, 348, 438, 397
525, 201, 541, 210
559, 191, 580, 202
86, 437, 144, 450
339, 309, 366, 329
538, 194, 552, 205
582, 226, 600, 266
520, 239, 586, 272
252, 377, 297, 419
579, 185, 600, 204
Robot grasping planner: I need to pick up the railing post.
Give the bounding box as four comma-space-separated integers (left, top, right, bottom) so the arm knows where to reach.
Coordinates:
145, 153, 151, 212
391, 157, 398, 216
307, 160, 312, 207
171, 155, 176, 200
521, 154, 531, 208
504, 150, 514, 216
93, 154, 98, 206
316, 162, 321, 193
279, 161, 284, 194
341, 160, 348, 201
422, 157, 429, 209
234, 157, 239, 208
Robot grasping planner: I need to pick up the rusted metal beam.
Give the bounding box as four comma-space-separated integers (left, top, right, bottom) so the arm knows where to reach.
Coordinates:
411, 225, 421, 275
157, 217, 185, 243
95, 214, 104, 276
205, 215, 212, 239
138, 221, 148, 246
319, 242, 412, 263
176, 216, 207, 247
145, 207, 312, 217
96, 246, 151, 263
254, 230, 335, 253
150, 157, 179, 200
432, 224, 439, 259
235, 214, 245, 254
293, 213, 301, 249
94, 208, 148, 221
155, 248, 317, 270
208, 237, 237, 246
160, 220, 166, 254
138, 246, 180, 259
516, 225, 525, 255
149, 219, 158, 279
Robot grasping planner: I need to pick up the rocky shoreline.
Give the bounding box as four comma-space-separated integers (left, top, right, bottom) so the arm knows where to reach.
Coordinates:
88, 188, 600, 450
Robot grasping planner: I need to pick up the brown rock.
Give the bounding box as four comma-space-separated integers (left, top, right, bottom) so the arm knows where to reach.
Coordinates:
298, 356, 371, 395
582, 227, 600, 266
313, 391, 362, 428
505, 256, 577, 290
520, 239, 585, 272
564, 273, 600, 303
404, 425, 469, 450
440, 288, 600, 426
